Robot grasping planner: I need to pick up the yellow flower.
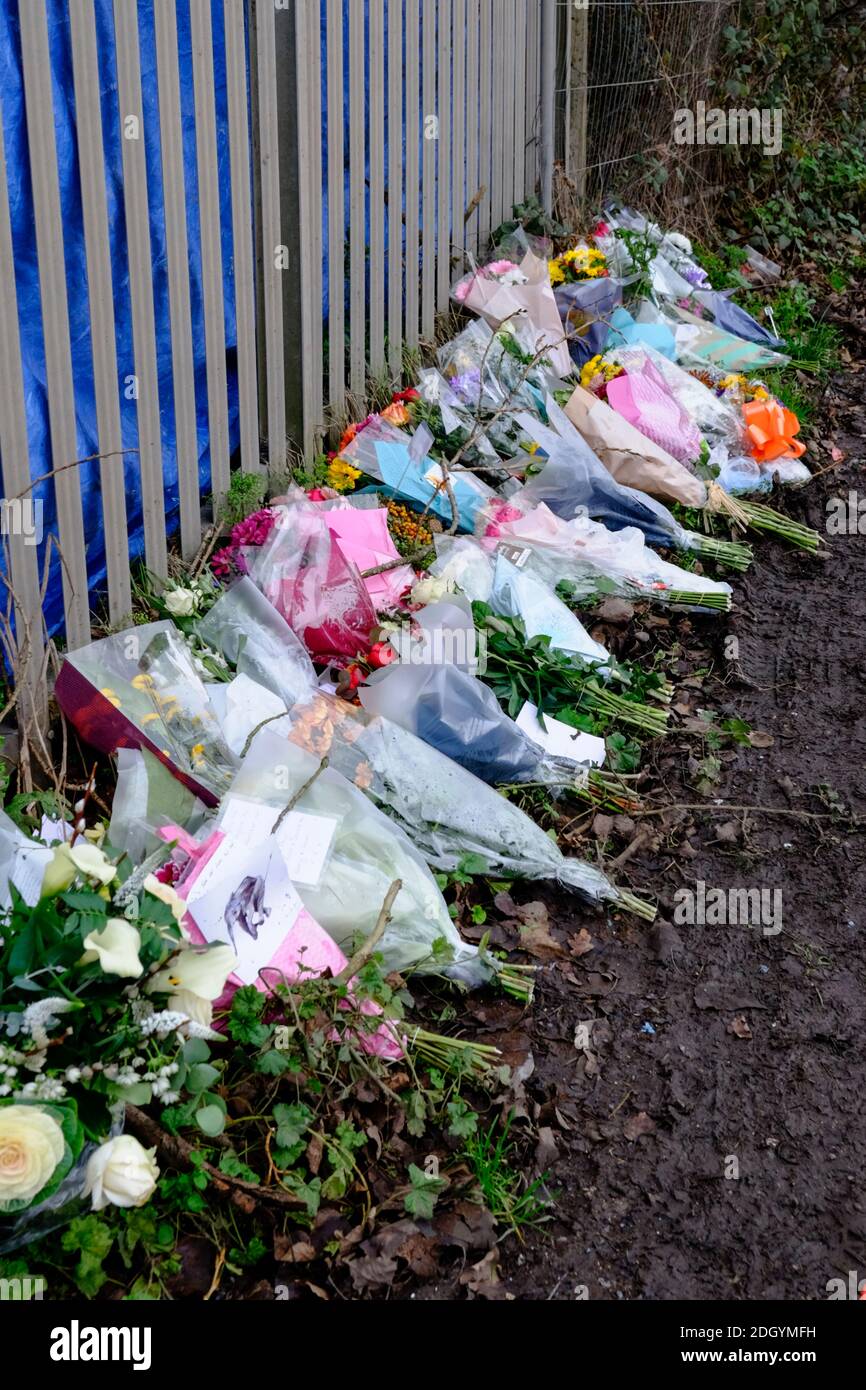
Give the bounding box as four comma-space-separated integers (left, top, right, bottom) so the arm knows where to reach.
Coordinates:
548, 259, 565, 286
142, 713, 160, 725
190, 742, 206, 767
100, 687, 121, 709
131, 674, 155, 691
326, 458, 362, 493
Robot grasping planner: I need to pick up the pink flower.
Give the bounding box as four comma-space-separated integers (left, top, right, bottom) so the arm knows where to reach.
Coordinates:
487, 259, 520, 277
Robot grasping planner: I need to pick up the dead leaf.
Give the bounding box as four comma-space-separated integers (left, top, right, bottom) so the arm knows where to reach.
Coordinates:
748, 730, 775, 748
728, 1015, 753, 1040
459, 1249, 508, 1299
623, 1111, 656, 1142
306, 1133, 324, 1176
534, 1126, 559, 1172
568, 928, 594, 957
272, 1239, 316, 1273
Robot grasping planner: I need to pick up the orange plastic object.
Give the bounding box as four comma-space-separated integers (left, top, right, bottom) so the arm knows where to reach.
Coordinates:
742, 398, 806, 463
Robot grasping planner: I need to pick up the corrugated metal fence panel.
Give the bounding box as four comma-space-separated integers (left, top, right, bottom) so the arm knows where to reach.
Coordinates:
0, 109, 46, 727
224, 0, 261, 476
68, 0, 133, 618
113, 0, 169, 583
19, 0, 91, 650
152, 0, 201, 561
326, 0, 346, 412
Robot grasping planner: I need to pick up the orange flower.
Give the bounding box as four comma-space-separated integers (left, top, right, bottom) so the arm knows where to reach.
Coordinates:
380, 401, 411, 427
338, 421, 359, 452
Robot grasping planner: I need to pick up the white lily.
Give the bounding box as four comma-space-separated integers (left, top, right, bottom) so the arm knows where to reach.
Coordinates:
142, 873, 188, 927
146, 943, 237, 1003
81, 918, 143, 979
64, 841, 117, 886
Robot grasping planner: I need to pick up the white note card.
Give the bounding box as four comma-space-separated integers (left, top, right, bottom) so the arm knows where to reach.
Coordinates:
516, 701, 606, 768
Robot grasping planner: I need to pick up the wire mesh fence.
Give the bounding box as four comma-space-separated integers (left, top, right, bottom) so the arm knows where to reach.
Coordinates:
553, 0, 732, 218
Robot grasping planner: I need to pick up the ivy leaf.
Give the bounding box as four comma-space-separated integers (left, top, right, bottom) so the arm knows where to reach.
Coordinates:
404, 1164, 447, 1220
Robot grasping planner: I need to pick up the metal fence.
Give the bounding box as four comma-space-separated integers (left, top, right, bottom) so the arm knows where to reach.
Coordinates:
0, 0, 549, 744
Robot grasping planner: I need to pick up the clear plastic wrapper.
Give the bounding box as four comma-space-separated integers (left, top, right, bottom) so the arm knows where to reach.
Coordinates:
659, 301, 789, 371
108, 746, 210, 862
430, 535, 497, 603
512, 402, 696, 551
360, 659, 569, 785
554, 275, 624, 368
262, 690, 624, 910
361, 603, 592, 785
479, 502, 732, 607
55, 621, 240, 804
452, 237, 572, 377
245, 499, 378, 661
196, 576, 318, 711
610, 342, 746, 449
490, 553, 610, 668
228, 728, 489, 984
341, 412, 497, 532
691, 289, 785, 348
600, 359, 703, 466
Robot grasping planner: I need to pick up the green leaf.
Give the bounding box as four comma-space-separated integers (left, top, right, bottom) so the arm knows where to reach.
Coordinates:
182, 1037, 211, 1065
187, 1063, 220, 1093
256, 1049, 291, 1076
195, 1104, 226, 1137
218, 1150, 260, 1185
446, 1100, 479, 1139
273, 1102, 313, 1152
404, 1164, 447, 1220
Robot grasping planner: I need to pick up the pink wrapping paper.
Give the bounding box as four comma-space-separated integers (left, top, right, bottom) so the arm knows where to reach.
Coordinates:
456, 249, 572, 377
161, 825, 403, 1059
323, 507, 414, 611
605, 360, 702, 465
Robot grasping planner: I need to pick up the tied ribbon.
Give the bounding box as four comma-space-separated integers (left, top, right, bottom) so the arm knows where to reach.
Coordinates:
742, 399, 805, 463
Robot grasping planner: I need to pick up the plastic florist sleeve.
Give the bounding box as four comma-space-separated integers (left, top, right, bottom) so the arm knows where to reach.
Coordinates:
610, 343, 745, 449
244, 498, 378, 661
274, 690, 650, 919
227, 728, 491, 985
483, 502, 733, 609
513, 404, 700, 552
564, 384, 708, 508
660, 302, 789, 371
452, 244, 572, 378
358, 637, 593, 789
55, 621, 239, 805
196, 576, 318, 711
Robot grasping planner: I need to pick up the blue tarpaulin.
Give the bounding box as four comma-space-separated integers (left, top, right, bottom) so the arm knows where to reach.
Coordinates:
0, 0, 241, 637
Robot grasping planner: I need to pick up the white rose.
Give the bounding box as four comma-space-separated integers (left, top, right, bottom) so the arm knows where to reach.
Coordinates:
164, 587, 197, 618
81, 918, 143, 979
0, 1104, 66, 1206
411, 575, 453, 607
83, 1135, 159, 1212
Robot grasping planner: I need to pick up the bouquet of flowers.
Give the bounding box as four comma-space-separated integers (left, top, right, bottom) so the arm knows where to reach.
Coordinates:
55, 622, 240, 805
0, 832, 237, 1245
548, 244, 609, 285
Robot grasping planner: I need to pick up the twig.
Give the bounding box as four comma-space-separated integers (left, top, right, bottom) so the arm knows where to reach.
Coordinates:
240, 709, 292, 759
7, 449, 138, 503
335, 879, 402, 984
271, 757, 330, 832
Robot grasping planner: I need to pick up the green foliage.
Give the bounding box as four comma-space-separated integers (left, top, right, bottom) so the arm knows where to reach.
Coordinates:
463, 1112, 553, 1234
491, 195, 570, 246
217, 470, 267, 528
716, 0, 866, 269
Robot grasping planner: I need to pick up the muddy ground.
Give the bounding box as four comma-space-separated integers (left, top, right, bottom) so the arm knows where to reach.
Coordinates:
402, 335, 866, 1301
482, 352, 866, 1302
